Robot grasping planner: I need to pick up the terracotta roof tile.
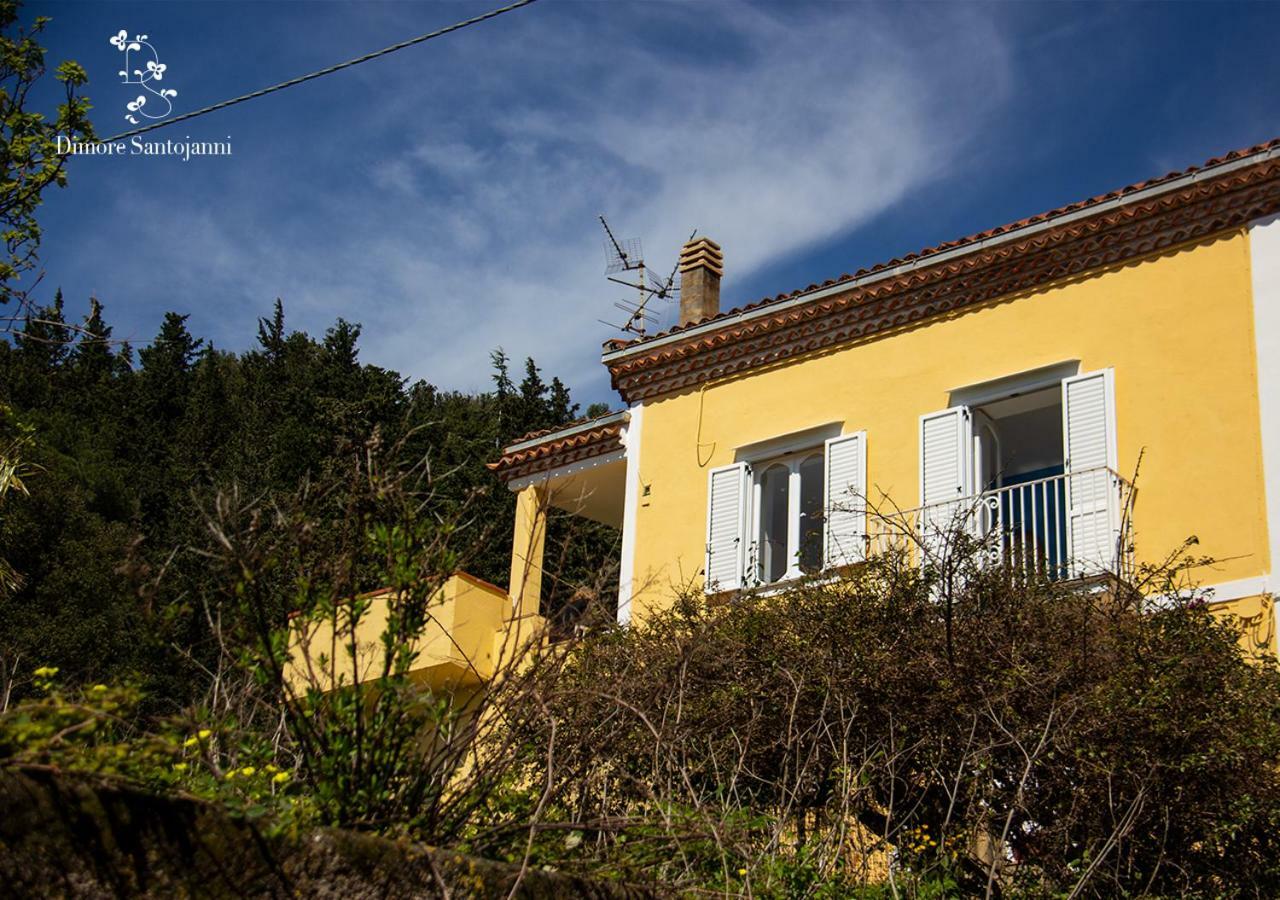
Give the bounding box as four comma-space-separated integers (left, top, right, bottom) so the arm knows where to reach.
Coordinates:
605, 136, 1280, 353
489, 411, 629, 482
604, 138, 1280, 402
500, 409, 623, 450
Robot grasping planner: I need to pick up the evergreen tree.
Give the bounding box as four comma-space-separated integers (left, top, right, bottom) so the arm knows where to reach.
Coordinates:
0, 295, 613, 699
548, 377, 577, 424
490, 348, 515, 445
6, 289, 69, 409
256, 298, 286, 362
73, 297, 113, 374
15, 288, 70, 367
139, 312, 203, 377
519, 357, 547, 412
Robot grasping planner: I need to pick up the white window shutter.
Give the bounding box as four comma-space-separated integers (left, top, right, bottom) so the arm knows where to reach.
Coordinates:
705, 463, 749, 593
920, 407, 971, 506
1062, 369, 1119, 576
919, 407, 972, 565
824, 432, 866, 569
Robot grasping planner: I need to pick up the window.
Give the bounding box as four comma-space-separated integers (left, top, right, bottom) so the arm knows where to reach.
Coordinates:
920, 368, 1119, 579
705, 431, 865, 593
751, 450, 825, 584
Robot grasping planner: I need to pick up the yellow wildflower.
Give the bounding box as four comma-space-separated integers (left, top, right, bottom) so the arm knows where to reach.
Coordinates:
182, 736, 199, 748
272, 771, 290, 785
90, 684, 108, 693
197, 729, 212, 740
737, 868, 748, 877
240, 766, 256, 777
33, 666, 58, 678
173, 762, 188, 773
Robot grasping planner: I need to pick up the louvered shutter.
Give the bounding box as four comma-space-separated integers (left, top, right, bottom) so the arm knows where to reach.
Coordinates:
1062, 370, 1119, 576
920, 408, 971, 506
705, 463, 749, 592
824, 432, 866, 569
919, 407, 972, 565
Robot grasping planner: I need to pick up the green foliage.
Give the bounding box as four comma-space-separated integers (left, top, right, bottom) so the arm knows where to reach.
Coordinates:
0, 401, 35, 594
0, 1, 95, 301
4, 463, 1280, 897
0, 294, 611, 702
195, 433, 484, 832
0, 668, 313, 831
520, 558, 1280, 897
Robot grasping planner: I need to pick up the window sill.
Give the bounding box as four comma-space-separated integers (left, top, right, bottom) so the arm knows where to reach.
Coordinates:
708, 566, 856, 601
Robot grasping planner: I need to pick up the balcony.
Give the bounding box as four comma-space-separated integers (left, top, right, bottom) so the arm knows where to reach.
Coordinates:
864, 466, 1135, 581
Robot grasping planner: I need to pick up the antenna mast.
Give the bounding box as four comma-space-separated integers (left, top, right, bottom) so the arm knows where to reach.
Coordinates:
597, 215, 694, 338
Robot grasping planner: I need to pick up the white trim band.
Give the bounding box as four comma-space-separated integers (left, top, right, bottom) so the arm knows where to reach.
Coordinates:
1248, 215, 1280, 608
604, 145, 1280, 364
616, 404, 644, 625
504, 449, 626, 492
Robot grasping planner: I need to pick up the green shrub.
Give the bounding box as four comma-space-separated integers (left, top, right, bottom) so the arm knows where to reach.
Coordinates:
519, 554, 1280, 897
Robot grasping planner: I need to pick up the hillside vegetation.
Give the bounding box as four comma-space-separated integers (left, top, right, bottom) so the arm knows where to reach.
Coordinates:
0, 294, 615, 704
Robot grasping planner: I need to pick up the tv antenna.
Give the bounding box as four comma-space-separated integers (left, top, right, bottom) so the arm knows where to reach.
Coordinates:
597, 215, 695, 337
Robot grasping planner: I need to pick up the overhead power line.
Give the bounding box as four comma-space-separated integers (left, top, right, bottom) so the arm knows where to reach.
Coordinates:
96, 0, 539, 145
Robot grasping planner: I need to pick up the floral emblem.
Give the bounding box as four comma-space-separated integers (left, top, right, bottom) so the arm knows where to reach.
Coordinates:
110, 29, 177, 124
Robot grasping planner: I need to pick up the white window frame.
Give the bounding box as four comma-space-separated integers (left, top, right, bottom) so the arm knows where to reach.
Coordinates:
747, 447, 826, 586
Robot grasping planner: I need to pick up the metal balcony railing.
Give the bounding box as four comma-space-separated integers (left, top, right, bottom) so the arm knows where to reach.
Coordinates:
866, 466, 1134, 581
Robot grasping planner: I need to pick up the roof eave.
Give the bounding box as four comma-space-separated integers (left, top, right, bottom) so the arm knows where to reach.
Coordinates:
601, 142, 1280, 366
499, 409, 630, 456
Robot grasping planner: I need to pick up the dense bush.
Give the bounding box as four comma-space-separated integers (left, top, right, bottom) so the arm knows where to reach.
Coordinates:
517, 555, 1280, 898
5, 513, 1279, 897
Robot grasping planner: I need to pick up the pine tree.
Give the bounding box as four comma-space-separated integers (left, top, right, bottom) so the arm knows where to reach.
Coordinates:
16, 288, 71, 368
490, 348, 514, 444
139, 312, 204, 378
5, 289, 71, 409
256, 298, 286, 362
70, 297, 115, 384
548, 377, 578, 424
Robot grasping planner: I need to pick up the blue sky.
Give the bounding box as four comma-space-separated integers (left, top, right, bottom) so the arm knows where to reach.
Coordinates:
27, 0, 1280, 405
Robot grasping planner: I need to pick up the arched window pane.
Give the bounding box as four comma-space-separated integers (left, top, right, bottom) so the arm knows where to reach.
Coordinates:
799, 455, 824, 573
761, 464, 789, 583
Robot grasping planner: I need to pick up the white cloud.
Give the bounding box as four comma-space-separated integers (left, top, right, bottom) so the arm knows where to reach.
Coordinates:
342, 2, 1014, 397
52, 1, 1014, 403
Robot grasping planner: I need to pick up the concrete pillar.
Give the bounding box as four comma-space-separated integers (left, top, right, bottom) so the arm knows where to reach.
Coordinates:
508, 484, 547, 620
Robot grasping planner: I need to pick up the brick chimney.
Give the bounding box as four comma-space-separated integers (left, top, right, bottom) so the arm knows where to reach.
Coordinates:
678, 237, 722, 326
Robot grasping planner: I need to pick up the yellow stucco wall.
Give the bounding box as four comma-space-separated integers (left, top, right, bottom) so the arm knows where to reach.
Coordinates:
508, 485, 548, 620
627, 230, 1271, 628
287, 573, 542, 693
1210, 592, 1276, 660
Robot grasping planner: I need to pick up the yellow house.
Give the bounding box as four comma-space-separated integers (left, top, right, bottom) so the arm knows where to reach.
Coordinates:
491, 137, 1280, 655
